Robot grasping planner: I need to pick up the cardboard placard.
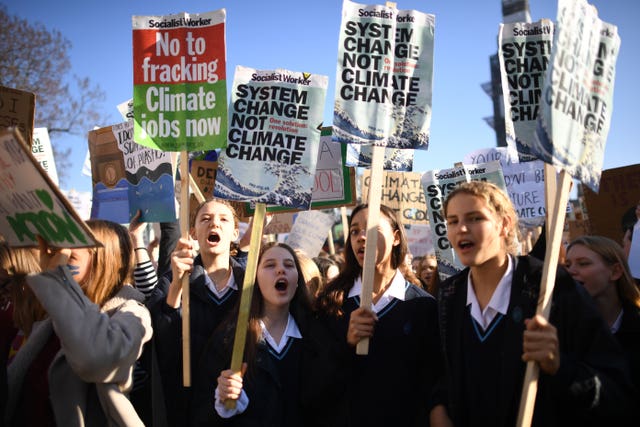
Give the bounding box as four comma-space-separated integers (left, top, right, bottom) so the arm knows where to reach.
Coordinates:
0, 129, 98, 248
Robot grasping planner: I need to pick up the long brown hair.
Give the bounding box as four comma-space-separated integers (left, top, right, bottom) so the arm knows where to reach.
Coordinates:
315, 203, 408, 317
0, 242, 44, 336
82, 220, 134, 307
567, 235, 640, 309
215, 242, 312, 372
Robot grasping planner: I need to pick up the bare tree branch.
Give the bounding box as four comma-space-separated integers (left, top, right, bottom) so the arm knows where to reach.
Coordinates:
0, 5, 107, 187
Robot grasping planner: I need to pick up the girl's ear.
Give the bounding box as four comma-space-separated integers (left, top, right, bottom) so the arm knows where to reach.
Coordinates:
499, 214, 512, 238
189, 227, 197, 240
610, 262, 623, 282
392, 229, 401, 247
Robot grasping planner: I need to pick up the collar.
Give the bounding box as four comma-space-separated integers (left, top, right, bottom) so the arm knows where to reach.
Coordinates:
348, 270, 406, 313
260, 313, 302, 353
611, 308, 624, 334
205, 271, 237, 298
466, 255, 513, 330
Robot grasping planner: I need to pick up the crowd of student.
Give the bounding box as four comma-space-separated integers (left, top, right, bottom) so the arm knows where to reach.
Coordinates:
0, 184, 639, 426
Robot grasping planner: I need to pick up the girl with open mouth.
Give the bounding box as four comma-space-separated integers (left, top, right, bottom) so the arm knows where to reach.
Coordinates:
315, 203, 448, 427
191, 242, 346, 427
439, 181, 634, 426
146, 198, 246, 426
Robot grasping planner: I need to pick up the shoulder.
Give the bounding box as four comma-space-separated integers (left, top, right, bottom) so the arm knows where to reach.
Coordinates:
104, 285, 150, 318
230, 257, 246, 278
405, 282, 434, 301
439, 268, 469, 299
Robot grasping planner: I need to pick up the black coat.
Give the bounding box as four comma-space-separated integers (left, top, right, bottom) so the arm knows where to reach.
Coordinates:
321, 281, 445, 427
439, 255, 635, 427
190, 305, 348, 427
147, 255, 246, 427
614, 300, 640, 403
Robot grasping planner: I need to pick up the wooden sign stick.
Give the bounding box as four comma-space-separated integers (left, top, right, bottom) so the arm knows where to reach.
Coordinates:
341, 206, 349, 247
357, 144, 384, 355
328, 229, 336, 255
516, 169, 572, 427
543, 163, 557, 242
357, 0, 394, 356
225, 202, 266, 409
189, 173, 206, 203
179, 151, 192, 387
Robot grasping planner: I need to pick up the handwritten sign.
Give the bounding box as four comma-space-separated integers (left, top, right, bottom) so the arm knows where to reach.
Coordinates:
0, 129, 97, 248
0, 85, 35, 145
285, 210, 335, 257
361, 170, 427, 225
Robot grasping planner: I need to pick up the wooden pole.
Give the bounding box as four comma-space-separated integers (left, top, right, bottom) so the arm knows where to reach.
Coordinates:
357, 144, 384, 355
224, 203, 266, 409
189, 173, 206, 203
516, 169, 572, 427
179, 151, 192, 387
341, 206, 349, 247
543, 163, 557, 242
328, 229, 336, 255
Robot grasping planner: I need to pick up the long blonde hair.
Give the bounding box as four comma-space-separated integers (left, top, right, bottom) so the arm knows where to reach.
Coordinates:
82, 220, 134, 307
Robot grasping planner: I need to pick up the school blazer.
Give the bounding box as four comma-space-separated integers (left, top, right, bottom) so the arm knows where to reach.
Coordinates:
438, 255, 635, 427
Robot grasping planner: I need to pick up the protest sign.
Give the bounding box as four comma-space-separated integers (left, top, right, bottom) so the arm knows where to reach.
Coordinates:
502, 160, 547, 225
498, 19, 554, 161
88, 125, 129, 224
530, 0, 620, 192
516, 2, 621, 424
0, 129, 97, 248
463, 146, 520, 169
114, 121, 177, 222
244, 127, 357, 215
285, 210, 335, 258
89, 122, 177, 223
0, 85, 35, 145
117, 98, 134, 122
31, 128, 59, 186
311, 128, 357, 208
263, 212, 295, 235
60, 189, 92, 221
346, 144, 414, 171
333, 0, 434, 149
361, 169, 427, 225
213, 66, 328, 210
405, 223, 434, 258
567, 219, 591, 241
582, 164, 640, 243
421, 161, 506, 279
132, 9, 227, 151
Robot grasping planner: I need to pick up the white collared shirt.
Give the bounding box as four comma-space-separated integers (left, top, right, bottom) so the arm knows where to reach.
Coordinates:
466, 255, 514, 331
260, 313, 302, 353
348, 270, 407, 313
215, 313, 302, 418
205, 271, 237, 298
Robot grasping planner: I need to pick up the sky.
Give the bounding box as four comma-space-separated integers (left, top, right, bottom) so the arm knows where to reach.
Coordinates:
4, 0, 639, 194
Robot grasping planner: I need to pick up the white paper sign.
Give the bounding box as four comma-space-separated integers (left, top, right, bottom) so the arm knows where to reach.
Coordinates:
31, 128, 59, 186
285, 210, 335, 258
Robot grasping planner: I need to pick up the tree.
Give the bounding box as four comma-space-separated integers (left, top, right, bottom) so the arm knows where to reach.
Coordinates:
0, 4, 106, 186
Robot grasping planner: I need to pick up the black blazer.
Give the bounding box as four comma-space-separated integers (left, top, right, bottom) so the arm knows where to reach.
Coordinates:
438, 255, 635, 427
